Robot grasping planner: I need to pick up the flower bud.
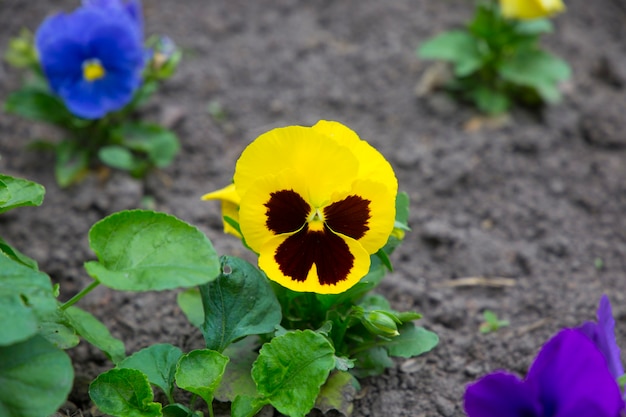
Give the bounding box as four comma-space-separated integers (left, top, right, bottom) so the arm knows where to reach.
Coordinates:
361, 310, 400, 337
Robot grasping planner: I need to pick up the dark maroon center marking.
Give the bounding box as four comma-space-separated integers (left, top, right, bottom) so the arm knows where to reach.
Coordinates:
324, 195, 370, 239
274, 224, 355, 285
265, 189, 310, 234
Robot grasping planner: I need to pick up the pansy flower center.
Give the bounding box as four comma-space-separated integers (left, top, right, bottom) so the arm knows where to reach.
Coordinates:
82, 58, 106, 82
264, 189, 371, 286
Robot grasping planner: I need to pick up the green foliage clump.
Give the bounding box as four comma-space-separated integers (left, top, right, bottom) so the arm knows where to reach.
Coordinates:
418, 1, 570, 114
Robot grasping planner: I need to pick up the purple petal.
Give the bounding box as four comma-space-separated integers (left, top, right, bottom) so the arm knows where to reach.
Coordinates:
578, 296, 624, 380
464, 372, 541, 417
527, 329, 623, 417
597, 295, 624, 379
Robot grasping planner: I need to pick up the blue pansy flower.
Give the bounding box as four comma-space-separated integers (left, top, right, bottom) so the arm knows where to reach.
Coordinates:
35, 0, 144, 119
464, 328, 624, 417
579, 294, 625, 381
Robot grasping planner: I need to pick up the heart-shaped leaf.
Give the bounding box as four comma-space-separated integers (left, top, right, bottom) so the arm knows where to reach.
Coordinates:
200, 256, 282, 352
252, 330, 336, 417
175, 349, 229, 406
90, 368, 162, 417
118, 343, 183, 401
85, 210, 220, 291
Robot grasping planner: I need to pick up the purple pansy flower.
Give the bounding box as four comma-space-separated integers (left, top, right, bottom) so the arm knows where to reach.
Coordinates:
35, 0, 144, 119
579, 294, 625, 381
464, 328, 624, 417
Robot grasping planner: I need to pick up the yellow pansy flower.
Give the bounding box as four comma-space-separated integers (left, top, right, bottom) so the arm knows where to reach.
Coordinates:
202, 183, 241, 237
205, 120, 397, 294
499, 0, 565, 20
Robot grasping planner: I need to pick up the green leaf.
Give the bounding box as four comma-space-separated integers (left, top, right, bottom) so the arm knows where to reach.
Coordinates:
118, 343, 183, 401
199, 256, 282, 352
4, 88, 74, 125
359, 294, 392, 311
84, 210, 220, 291
175, 349, 229, 406
382, 323, 439, 358
0, 174, 44, 214
418, 30, 484, 77
0, 254, 57, 346
0, 179, 9, 205
352, 346, 393, 378
0, 335, 73, 417
231, 395, 265, 417
38, 310, 80, 349
55, 140, 90, 187
177, 287, 204, 327
162, 403, 198, 417
315, 371, 358, 417
0, 237, 38, 269
90, 368, 162, 417
469, 85, 510, 114
395, 191, 410, 231
215, 336, 260, 402
64, 306, 126, 364
112, 123, 180, 168
515, 19, 553, 35
500, 49, 571, 103
252, 330, 336, 417
99, 145, 140, 171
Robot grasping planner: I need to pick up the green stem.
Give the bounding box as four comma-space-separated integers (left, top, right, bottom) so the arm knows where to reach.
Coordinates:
349, 340, 382, 356
208, 396, 215, 417
60, 281, 100, 310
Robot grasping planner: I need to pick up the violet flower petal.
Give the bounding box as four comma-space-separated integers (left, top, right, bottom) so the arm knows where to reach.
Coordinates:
464, 371, 541, 417
579, 294, 625, 380
526, 329, 623, 417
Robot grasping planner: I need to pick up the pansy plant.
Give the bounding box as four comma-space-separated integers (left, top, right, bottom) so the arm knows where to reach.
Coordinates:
194, 121, 438, 416
4, 0, 182, 186
417, 0, 570, 114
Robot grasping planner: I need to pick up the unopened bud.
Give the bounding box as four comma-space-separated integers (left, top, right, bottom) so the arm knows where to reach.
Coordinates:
362, 310, 400, 337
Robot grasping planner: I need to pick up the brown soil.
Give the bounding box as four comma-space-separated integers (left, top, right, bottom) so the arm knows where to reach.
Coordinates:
2, 1, 626, 416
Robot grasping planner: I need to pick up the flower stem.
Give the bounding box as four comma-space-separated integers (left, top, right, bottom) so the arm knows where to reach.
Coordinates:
60, 281, 100, 310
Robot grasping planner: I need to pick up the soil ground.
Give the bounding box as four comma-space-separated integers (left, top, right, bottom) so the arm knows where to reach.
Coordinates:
2, 1, 626, 416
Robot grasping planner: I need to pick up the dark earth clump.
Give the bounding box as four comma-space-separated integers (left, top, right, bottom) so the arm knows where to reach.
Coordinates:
2, 1, 626, 416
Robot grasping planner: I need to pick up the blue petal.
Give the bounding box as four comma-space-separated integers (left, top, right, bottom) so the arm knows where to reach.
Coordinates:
62, 80, 110, 119
464, 372, 541, 417
527, 329, 623, 417
82, 0, 143, 35
35, 37, 85, 96
88, 23, 144, 73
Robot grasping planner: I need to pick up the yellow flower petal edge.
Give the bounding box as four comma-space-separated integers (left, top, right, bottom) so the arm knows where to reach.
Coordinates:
500, 0, 565, 20
232, 121, 398, 294
312, 120, 398, 196
234, 124, 360, 205
201, 183, 241, 237
258, 232, 372, 294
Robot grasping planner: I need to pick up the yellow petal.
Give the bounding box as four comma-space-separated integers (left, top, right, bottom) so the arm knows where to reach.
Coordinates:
234, 125, 359, 207
312, 120, 398, 196
202, 183, 241, 237
238, 171, 311, 253
500, 0, 565, 19
327, 179, 396, 254
258, 230, 371, 294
